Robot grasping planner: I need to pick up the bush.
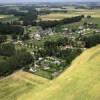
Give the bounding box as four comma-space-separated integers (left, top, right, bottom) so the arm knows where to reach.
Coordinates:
84, 34, 100, 48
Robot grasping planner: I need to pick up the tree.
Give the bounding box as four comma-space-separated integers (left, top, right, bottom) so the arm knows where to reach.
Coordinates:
87, 15, 91, 19
84, 34, 100, 48
0, 35, 7, 43
11, 34, 18, 41
0, 23, 24, 35
21, 34, 30, 41
0, 50, 34, 76
14, 51, 33, 68
0, 43, 16, 56
38, 15, 83, 29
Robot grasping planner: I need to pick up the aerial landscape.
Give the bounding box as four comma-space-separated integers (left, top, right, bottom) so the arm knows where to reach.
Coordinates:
0, 0, 100, 100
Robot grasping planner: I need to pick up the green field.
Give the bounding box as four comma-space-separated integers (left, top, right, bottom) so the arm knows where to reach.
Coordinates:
0, 15, 19, 22
0, 45, 100, 100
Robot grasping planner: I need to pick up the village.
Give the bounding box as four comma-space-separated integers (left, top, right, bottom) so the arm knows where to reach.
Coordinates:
11, 16, 99, 79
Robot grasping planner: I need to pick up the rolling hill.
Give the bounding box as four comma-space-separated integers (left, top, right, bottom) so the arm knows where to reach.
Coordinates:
0, 45, 100, 100
0, 71, 49, 100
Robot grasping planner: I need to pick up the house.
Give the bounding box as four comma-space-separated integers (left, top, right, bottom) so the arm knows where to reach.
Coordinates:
34, 34, 41, 40
53, 60, 61, 65
29, 67, 37, 72
78, 26, 84, 30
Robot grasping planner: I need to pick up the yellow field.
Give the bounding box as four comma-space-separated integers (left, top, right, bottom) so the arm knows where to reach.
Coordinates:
0, 71, 49, 100
17, 45, 100, 100
0, 45, 100, 100
39, 9, 100, 21
0, 15, 9, 19
38, 13, 79, 21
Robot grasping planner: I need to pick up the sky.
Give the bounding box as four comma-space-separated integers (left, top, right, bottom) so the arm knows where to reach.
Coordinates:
0, 0, 99, 3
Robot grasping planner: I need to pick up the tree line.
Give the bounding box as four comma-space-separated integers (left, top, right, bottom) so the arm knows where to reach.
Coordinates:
38, 10, 68, 15
0, 6, 38, 26
38, 15, 84, 29
0, 43, 33, 76
83, 34, 100, 48
0, 23, 24, 35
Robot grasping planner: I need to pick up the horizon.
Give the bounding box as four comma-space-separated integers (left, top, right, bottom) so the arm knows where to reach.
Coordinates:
0, 0, 100, 3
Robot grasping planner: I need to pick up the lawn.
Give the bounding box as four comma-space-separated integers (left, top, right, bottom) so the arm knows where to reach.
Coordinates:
33, 70, 52, 79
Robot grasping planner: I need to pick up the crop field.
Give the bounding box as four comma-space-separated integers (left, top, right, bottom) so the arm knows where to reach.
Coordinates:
0, 45, 100, 100
38, 13, 79, 21
0, 71, 49, 100
18, 45, 100, 100
70, 9, 100, 17
38, 9, 100, 21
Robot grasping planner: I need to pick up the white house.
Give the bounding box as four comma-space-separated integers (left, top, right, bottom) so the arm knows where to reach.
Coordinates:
34, 34, 41, 40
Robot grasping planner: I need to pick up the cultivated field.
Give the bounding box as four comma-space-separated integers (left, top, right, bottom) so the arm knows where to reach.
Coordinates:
38, 13, 79, 21
38, 9, 100, 21
0, 45, 99, 100
18, 45, 100, 100
0, 71, 49, 100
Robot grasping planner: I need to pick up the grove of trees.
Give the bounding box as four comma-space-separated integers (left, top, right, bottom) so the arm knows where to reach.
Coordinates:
84, 34, 100, 48
38, 15, 84, 29
0, 43, 33, 76
0, 23, 24, 35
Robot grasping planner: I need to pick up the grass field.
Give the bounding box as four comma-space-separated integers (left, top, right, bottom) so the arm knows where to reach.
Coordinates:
39, 9, 100, 21
0, 45, 100, 100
